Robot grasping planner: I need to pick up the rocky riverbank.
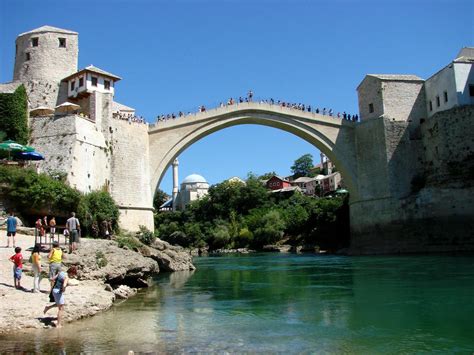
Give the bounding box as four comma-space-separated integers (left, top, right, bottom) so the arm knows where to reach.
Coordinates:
0, 232, 195, 334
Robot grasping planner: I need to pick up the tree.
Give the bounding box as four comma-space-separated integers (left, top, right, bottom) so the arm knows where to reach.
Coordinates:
153, 188, 169, 210
291, 154, 313, 179
258, 171, 278, 180
0, 85, 29, 144
78, 191, 120, 235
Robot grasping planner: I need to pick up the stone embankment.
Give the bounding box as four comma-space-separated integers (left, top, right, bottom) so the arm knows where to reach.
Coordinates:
0, 233, 195, 334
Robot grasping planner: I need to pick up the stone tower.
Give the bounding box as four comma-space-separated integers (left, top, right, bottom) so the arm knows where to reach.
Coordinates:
13, 25, 78, 108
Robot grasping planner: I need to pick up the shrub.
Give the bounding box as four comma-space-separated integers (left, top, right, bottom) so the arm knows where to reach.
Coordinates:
78, 191, 119, 236
95, 251, 108, 268
136, 225, 155, 245
0, 85, 29, 144
116, 233, 142, 250
0, 165, 81, 217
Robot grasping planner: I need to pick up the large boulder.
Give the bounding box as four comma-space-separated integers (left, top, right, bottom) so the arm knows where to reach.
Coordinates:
143, 238, 196, 272
63, 239, 159, 287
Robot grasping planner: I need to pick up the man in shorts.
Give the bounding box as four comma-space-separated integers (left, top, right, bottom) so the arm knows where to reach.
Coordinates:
6, 212, 17, 248
66, 212, 80, 253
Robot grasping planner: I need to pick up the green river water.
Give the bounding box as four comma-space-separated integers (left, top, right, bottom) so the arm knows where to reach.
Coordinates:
1, 253, 474, 353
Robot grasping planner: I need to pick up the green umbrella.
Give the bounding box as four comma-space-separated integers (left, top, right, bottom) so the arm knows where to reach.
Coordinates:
0, 140, 28, 152
0, 140, 35, 160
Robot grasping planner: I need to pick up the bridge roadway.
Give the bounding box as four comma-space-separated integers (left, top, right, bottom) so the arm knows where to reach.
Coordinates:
148, 101, 359, 198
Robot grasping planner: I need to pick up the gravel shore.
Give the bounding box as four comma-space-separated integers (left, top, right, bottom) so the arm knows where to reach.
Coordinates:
0, 233, 114, 333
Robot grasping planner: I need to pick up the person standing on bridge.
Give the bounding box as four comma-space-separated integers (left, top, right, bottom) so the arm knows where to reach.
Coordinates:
247, 90, 253, 102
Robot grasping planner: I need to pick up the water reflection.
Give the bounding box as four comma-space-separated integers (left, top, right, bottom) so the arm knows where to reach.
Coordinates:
0, 254, 473, 353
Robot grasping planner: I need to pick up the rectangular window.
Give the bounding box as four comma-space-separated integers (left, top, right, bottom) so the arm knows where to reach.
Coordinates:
25, 52, 31, 61
368, 103, 374, 113
104, 80, 110, 90
469, 85, 474, 97
31, 37, 39, 47
444, 91, 448, 103
429, 101, 433, 111
91, 77, 98, 87
436, 96, 440, 107
59, 38, 66, 48
70, 81, 75, 91
79, 77, 84, 87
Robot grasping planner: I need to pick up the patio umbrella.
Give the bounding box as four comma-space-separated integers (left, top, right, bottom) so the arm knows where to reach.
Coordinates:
55, 102, 80, 114
0, 140, 28, 152
14, 151, 45, 161
30, 106, 54, 117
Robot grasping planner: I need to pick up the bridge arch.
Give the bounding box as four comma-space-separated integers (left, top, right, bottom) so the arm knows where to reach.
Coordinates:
148, 102, 358, 199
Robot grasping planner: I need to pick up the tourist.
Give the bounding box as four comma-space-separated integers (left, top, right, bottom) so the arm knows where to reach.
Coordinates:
43, 216, 49, 237
35, 218, 45, 240
66, 212, 80, 253
48, 241, 62, 288
315, 108, 320, 114
49, 217, 56, 240
31, 243, 42, 293
247, 90, 253, 102
44, 265, 77, 328
6, 211, 17, 248
9, 246, 23, 290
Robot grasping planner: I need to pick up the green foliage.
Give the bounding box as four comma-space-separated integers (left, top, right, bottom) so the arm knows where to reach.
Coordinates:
155, 173, 349, 251
95, 251, 108, 268
291, 154, 314, 179
136, 225, 155, 245
258, 171, 278, 180
251, 210, 286, 247
0, 85, 29, 144
116, 232, 142, 250
0, 165, 81, 216
78, 191, 119, 235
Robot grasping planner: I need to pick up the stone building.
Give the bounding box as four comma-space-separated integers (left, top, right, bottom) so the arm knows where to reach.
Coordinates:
176, 174, 209, 210
13, 25, 79, 109
1, 25, 153, 230
357, 74, 426, 125
424, 47, 474, 117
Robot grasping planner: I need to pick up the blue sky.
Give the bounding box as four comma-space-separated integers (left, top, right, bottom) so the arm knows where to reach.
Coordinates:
1, 0, 473, 195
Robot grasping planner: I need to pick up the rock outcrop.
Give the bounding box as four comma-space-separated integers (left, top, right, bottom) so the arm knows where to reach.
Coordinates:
143, 238, 196, 272
63, 239, 159, 287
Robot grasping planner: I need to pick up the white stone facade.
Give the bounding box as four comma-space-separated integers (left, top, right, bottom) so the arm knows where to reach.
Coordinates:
425, 55, 474, 117
176, 174, 209, 210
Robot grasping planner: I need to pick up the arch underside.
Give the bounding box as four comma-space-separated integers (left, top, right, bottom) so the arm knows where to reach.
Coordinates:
149, 112, 358, 199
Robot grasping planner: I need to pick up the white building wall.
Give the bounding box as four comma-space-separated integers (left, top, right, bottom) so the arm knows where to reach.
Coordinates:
425, 65, 457, 117
85, 73, 115, 95
454, 62, 474, 106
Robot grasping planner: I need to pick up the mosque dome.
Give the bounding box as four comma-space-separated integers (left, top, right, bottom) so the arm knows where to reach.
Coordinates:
182, 174, 208, 184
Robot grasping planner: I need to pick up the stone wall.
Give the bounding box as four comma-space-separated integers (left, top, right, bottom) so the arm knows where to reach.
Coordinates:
382, 81, 427, 125
421, 105, 474, 186
30, 114, 111, 192
357, 76, 384, 121
350, 106, 474, 254
107, 117, 153, 231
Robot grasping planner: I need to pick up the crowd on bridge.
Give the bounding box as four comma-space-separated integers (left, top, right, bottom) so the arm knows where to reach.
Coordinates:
113, 112, 147, 125
155, 90, 359, 124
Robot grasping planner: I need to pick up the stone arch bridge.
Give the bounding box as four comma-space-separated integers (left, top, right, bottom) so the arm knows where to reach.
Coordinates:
148, 102, 359, 199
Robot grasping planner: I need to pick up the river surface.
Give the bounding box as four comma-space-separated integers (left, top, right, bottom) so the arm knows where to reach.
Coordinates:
1, 253, 474, 353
